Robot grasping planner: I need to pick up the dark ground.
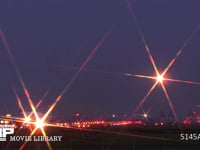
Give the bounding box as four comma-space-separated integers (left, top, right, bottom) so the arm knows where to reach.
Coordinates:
1, 126, 200, 150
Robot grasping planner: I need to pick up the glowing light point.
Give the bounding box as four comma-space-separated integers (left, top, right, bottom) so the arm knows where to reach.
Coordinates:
143, 113, 148, 118
24, 117, 31, 123
36, 119, 45, 129
112, 114, 116, 118
75, 113, 80, 117
157, 74, 164, 83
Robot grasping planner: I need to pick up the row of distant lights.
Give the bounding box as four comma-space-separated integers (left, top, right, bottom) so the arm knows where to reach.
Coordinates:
1, 113, 199, 129
52, 121, 134, 128
0, 113, 170, 128
0, 114, 16, 126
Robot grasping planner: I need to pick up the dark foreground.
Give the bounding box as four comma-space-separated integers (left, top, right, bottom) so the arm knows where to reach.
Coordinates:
1, 126, 200, 150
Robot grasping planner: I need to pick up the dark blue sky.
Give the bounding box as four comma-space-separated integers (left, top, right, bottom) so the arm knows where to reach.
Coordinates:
0, 1, 200, 120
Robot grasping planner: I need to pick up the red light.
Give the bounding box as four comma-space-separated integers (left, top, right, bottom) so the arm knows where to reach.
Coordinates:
154, 122, 158, 126
76, 113, 80, 117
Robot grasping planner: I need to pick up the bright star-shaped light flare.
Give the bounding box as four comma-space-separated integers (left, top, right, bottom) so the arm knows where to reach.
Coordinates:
157, 74, 164, 83
133, 48, 182, 125
1, 25, 112, 150
24, 117, 31, 123
35, 119, 45, 129
137, 107, 152, 121
126, 0, 200, 127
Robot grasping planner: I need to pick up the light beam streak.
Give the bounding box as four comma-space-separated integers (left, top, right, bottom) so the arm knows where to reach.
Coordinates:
162, 22, 200, 76
0, 27, 40, 124
12, 86, 27, 119
126, 0, 159, 76
160, 82, 179, 124
133, 81, 159, 115
41, 23, 116, 124
165, 78, 200, 85
60, 66, 200, 85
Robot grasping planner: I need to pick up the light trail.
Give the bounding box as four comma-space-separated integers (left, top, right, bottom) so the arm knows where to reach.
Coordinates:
12, 86, 28, 119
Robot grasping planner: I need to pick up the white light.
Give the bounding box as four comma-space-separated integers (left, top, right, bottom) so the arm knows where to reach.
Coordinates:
157, 74, 164, 83
143, 113, 148, 118
24, 117, 31, 123
36, 119, 45, 129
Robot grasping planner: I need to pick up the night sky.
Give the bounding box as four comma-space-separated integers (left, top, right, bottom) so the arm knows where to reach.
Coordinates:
0, 1, 200, 120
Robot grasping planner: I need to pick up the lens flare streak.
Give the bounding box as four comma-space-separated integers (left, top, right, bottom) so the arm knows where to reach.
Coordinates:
41, 26, 115, 125
133, 81, 159, 115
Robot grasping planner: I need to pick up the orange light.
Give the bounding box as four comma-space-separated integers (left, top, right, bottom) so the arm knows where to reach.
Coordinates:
6, 114, 11, 117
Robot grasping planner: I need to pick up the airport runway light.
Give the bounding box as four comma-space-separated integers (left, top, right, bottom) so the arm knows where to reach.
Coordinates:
143, 113, 148, 118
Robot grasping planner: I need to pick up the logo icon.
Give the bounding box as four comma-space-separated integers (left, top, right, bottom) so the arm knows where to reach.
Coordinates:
0, 125, 14, 141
